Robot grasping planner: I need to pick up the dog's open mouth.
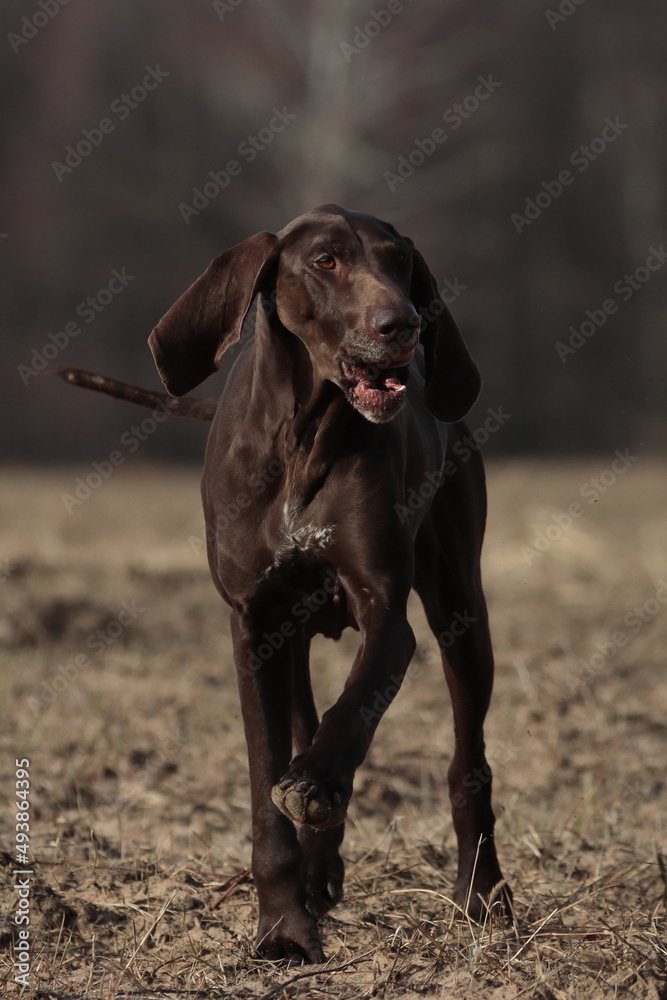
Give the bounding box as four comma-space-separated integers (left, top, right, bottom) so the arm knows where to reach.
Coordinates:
340, 340, 417, 423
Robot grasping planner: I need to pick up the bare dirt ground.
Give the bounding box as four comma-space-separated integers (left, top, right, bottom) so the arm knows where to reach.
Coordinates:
1, 460, 665, 999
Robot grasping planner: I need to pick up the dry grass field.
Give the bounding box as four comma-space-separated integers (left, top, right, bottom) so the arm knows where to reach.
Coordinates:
1, 460, 666, 999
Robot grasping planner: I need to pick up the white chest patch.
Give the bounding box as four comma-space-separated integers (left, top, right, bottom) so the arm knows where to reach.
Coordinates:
274, 502, 335, 564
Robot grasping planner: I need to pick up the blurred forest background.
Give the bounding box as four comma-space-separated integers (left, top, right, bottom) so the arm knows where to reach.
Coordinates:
2, 0, 666, 461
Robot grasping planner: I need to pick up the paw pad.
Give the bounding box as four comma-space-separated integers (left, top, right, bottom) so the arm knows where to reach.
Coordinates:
271, 775, 346, 829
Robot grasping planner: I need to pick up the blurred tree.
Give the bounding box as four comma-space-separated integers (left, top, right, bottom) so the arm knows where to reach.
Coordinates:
1, 0, 665, 460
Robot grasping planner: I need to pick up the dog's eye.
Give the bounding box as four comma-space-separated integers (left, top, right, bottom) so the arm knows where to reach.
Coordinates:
395, 252, 407, 265
314, 255, 336, 270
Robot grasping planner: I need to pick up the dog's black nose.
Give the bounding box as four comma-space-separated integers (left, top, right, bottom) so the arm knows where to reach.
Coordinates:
372, 305, 420, 340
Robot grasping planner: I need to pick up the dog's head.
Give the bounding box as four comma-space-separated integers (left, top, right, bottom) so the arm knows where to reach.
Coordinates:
149, 205, 480, 424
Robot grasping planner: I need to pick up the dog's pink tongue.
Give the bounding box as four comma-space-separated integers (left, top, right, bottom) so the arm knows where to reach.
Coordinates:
353, 373, 407, 402
353, 380, 372, 399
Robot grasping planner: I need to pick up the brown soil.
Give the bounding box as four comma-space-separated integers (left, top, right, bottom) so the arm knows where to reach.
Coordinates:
1, 461, 665, 999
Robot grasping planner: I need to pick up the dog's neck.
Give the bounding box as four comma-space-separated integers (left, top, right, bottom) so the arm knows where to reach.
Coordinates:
248, 298, 357, 504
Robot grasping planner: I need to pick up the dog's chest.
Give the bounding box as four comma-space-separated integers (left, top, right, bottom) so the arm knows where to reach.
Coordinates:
270, 501, 336, 571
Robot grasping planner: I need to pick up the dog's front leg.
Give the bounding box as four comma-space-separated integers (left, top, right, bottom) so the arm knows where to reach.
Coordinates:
230, 611, 323, 964
271, 579, 416, 832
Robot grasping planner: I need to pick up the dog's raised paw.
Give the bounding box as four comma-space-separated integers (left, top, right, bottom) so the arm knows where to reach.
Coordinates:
271, 775, 346, 829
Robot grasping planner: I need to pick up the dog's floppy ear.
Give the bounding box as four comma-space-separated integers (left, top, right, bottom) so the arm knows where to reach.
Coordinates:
408, 245, 481, 423
148, 231, 279, 396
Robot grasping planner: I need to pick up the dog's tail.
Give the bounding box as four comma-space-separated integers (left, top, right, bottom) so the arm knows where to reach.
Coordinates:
54, 367, 217, 420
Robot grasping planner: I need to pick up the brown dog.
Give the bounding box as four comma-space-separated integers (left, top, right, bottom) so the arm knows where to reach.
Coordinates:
149, 204, 510, 962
